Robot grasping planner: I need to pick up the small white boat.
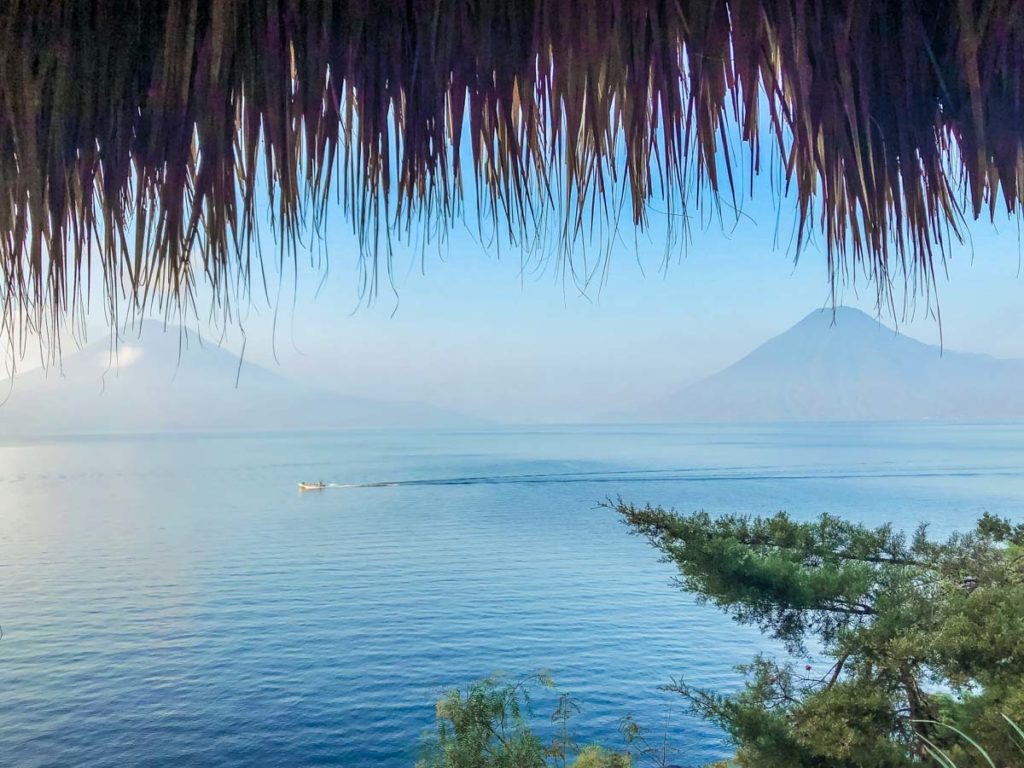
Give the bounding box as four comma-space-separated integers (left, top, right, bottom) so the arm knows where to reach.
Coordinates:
298, 481, 327, 491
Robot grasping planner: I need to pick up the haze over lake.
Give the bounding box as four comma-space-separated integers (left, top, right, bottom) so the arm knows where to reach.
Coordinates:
2, 423, 1022, 767
4, 308, 1024, 436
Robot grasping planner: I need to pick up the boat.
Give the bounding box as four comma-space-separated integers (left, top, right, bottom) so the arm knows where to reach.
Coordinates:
298, 481, 327, 491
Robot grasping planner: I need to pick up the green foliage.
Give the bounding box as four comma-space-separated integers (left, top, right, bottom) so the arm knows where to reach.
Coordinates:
618, 502, 1024, 767
569, 746, 631, 768
915, 716, 1024, 767
417, 675, 631, 768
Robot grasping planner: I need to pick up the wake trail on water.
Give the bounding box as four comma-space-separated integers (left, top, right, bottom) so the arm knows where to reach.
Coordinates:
312, 465, 1023, 490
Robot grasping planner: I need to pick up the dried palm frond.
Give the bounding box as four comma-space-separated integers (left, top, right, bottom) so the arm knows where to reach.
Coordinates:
2, 0, 1022, 355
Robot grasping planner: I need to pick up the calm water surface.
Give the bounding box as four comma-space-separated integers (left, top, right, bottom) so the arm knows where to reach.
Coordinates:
2, 423, 1023, 766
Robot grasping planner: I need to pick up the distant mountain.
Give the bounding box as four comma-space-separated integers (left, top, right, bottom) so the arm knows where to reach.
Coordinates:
0, 322, 466, 435
652, 307, 1024, 421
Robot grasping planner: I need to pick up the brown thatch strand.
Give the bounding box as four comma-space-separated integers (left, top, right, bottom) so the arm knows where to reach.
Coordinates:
1, 0, 1022, 349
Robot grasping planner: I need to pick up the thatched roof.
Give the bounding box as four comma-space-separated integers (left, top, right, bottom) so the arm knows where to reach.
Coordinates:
2, 1, 1021, 345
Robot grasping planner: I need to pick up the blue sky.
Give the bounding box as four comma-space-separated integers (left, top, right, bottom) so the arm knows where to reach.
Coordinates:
181, 171, 1024, 421
16, 147, 1018, 422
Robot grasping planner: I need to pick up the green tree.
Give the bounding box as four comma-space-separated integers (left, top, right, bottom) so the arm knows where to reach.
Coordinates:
417, 675, 631, 768
617, 503, 1024, 767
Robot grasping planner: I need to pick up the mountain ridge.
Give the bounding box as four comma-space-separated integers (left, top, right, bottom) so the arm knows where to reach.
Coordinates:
0, 322, 468, 435
651, 307, 1024, 422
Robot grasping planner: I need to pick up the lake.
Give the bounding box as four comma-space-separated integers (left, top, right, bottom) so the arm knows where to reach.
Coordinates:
2, 423, 1023, 766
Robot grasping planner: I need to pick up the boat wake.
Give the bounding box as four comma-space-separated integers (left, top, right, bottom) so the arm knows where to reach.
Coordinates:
304, 465, 1022, 491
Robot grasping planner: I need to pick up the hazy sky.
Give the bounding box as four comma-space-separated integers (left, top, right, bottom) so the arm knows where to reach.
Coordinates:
23, 162, 1024, 423
200, 185, 1024, 422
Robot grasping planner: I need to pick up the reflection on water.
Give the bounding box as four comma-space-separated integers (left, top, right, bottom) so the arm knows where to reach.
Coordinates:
1, 423, 1022, 767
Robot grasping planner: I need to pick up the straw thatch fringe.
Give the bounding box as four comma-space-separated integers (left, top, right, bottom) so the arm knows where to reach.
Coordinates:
1, 0, 1022, 351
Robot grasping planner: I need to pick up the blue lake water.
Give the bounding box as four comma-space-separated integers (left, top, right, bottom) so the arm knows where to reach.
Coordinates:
2, 423, 1023, 766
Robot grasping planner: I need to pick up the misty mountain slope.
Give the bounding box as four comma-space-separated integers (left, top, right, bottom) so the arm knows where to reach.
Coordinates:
655, 307, 1024, 421
0, 322, 464, 434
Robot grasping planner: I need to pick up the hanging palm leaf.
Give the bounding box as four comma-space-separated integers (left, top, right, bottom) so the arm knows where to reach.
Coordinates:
1, 0, 1021, 352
